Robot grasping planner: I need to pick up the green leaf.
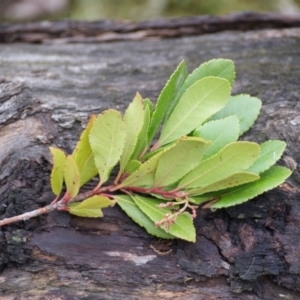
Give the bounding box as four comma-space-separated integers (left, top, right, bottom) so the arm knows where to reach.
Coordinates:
164, 59, 235, 123
68, 195, 114, 217
114, 194, 175, 239
211, 166, 292, 209
209, 94, 262, 135
188, 172, 260, 196
193, 116, 240, 159
154, 137, 210, 187
147, 60, 187, 143
124, 160, 142, 174
157, 77, 231, 147
89, 109, 126, 185
132, 195, 196, 242
64, 155, 80, 198
49, 147, 66, 196
131, 103, 151, 159
143, 98, 154, 119
119, 93, 145, 174
247, 140, 286, 174
188, 58, 235, 86
72, 114, 98, 186
179, 141, 260, 189
118, 147, 172, 188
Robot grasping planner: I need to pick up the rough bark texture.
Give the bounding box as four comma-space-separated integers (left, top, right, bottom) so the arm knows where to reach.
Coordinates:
1, 19, 300, 299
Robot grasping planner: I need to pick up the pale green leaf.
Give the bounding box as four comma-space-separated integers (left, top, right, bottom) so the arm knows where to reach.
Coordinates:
209, 94, 262, 135
131, 103, 151, 159
119, 93, 145, 173
190, 58, 236, 86
124, 160, 142, 174
89, 109, 126, 185
154, 137, 210, 187
68, 195, 114, 217
72, 114, 98, 186
157, 77, 231, 147
193, 116, 240, 159
247, 140, 286, 174
49, 147, 66, 196
114, 194, 174, 239
148, 60, 187, 143
118, 147, 172, 188
211, 166, 292, 208
64, 155, 80, 198
132, 195, 196, 242
188, 172, 260, 196
179, 141, 260, 189
164, 59, 235, 123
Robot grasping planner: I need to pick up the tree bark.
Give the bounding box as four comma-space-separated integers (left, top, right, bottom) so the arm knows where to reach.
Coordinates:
1, 19, 300, 299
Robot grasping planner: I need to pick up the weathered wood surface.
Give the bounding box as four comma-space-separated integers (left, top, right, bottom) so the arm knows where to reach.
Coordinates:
1, 23, 300, 299
1, 12, 300, 43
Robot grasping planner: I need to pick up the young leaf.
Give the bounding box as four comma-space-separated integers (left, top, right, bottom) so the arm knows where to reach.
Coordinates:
154, 137, 210, 187
247, 140, 286, 174
164, 59, 235, 123
64, 155, 80, 198
211, 166, 292, 209
157, 77, 231, 147
147, 60, 187, 143
68, 195, 114, 218
49, 147, 66, 196
130, 103, 151, 159
188, 172, 260, 196
132, 195, 196, 242
72, 114, 98, 186
114, 194, 175, 239
178, 141, 260, 189
209, 94, 262, 135
193, 116, 240, 159
119, 93, 144, 174
118, 147, 172, 188
89, 109, 126, 185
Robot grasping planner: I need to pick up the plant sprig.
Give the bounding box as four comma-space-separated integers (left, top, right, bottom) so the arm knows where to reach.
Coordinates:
0, 59, 292, 242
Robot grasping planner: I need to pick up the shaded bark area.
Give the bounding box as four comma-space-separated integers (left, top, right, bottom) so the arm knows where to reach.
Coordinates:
1, 12, 300, 44
1, 25, 300, 299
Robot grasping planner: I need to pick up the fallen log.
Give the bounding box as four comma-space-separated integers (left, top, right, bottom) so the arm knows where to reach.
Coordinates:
1, 18, 300, 299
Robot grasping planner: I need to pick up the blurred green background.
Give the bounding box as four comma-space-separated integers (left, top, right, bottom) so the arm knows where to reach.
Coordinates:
70, 0, 300, 20
1, 0, 300, 22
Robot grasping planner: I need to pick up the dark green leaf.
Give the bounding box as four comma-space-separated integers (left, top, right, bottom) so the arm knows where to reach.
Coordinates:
132, 194, 196, 242
211, 166, 292, 208
115, 194, 174, 239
